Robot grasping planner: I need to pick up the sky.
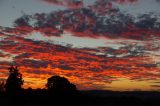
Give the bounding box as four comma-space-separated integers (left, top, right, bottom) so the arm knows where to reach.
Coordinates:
0, 0, 160, 91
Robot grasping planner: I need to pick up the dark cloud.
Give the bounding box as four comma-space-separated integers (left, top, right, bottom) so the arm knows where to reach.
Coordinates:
156, 0, 160, 3
153, 82, 160, 83
135, 13, 159, 29
25, 69, 54, 75
14, 15, 31, 27
151, 85, 160, 88
13, 3, 160, 40
58, 65, 75, 70
14, 59, 51, 68
15, 53, 34, 59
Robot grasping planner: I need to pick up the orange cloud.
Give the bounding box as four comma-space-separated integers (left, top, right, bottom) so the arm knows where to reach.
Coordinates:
0, 31, 160, 90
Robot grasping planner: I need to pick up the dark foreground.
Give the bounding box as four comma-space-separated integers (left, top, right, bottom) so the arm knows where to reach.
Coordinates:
0, 90, 160, 106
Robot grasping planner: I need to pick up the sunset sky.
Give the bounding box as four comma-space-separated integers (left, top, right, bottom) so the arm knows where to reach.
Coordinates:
0, 0, 160, 91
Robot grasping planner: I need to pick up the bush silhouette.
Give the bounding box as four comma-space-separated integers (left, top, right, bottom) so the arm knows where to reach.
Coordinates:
47, 76, 77, 96
5, 66, 24, 93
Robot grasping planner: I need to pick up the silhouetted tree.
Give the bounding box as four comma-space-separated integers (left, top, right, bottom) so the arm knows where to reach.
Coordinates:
47, 76, 77, 96
5, 66, 24, 93
0, 80, 5, 92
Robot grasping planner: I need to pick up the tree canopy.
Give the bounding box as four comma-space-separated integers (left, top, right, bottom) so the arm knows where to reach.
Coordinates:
47, 76, 77, 95
5, 66, 24, 93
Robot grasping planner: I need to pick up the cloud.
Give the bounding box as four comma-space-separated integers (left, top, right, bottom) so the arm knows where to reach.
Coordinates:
13, 4, 160, 40
151, 85, 160, 88
14, 59, 51, 68
1, 30, 160, 89
42, 0, 83, 9
0, 51, 11, 58
113, 0, 138, 3
156, 0, 160, 3
1, 0, 160, 90
58, 65, 75, 70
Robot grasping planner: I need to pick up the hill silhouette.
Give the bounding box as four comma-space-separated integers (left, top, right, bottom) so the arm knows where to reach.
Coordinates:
0, 66, 160, 106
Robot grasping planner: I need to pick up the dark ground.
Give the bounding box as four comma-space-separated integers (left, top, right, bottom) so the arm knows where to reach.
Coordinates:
0, 90, 160, 106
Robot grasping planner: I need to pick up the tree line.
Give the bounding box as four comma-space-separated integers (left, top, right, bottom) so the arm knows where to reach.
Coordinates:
0, 66, 77, 96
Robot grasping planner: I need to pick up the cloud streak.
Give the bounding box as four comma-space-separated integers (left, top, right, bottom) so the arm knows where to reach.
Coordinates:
42, 0, 83, 9
0, 29, 160, 90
